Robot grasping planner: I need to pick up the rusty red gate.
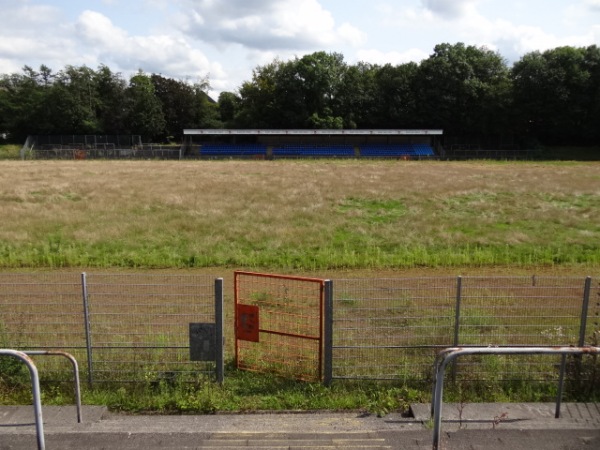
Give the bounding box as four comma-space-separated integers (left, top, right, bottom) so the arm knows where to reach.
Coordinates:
234, 271, 326, 382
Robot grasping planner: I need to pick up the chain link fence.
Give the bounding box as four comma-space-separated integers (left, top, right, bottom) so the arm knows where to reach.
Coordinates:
0, 272, 221, 385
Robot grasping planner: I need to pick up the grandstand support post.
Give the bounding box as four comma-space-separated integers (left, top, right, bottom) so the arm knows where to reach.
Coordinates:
323, 280, 333, 386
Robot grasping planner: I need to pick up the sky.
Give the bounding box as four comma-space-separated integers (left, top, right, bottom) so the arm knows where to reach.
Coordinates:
1, 0, 599, 97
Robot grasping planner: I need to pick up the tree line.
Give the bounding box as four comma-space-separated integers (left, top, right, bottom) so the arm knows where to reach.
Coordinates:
0, 65, 220, 143
1, 43, 599, 146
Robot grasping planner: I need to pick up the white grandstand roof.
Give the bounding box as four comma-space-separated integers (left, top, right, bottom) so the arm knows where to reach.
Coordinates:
184, 129, 443, 135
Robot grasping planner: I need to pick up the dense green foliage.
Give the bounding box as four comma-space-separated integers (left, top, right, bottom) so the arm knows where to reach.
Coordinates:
226, 44, 600, 146
3, 365, 592, 415
0, 66, 219, 142
1, 43, 599, 146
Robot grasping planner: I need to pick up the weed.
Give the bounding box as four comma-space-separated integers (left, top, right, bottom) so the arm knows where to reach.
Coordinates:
492, 412, 509, 429
0, 322, 28, 387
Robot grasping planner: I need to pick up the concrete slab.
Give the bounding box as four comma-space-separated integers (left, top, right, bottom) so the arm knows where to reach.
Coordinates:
1, 404, 599, 450
410, 402, 600, 429
0, 405, 108, 426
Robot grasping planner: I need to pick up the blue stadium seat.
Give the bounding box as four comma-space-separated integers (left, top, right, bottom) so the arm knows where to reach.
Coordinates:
359, 144, 435, 158
272, 144, 355, 158
200, 144, 266, 157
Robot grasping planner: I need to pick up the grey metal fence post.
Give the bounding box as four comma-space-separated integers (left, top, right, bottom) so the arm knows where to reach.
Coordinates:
323, 280, 333, 387
451, 276, 463, 383
569, 276, 593, 392
579, 277, 592, 347
215, 278, 224, 384
81, 272, 93, 388
555, 354, 567, 418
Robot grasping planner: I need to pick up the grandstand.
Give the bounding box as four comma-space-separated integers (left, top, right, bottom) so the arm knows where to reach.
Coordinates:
20, 130, 443, 160
183, 129, 442, 160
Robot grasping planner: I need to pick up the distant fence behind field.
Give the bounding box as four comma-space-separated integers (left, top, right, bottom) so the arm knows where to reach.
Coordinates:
20, 135, 182, 160
0, 273, 598, 390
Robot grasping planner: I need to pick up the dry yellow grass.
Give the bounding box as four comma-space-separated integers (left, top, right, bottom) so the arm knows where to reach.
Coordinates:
0, 159, 599, 269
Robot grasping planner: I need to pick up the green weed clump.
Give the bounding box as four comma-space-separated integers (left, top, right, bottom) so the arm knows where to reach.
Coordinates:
1, 360, 598, 414
0, 365, 426, 415
0, 145, 20, 160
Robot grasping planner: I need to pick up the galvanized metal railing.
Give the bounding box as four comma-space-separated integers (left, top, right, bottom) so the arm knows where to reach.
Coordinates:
23, 350, 82, 423
0, 349, 45, 450
430, 346, 600, 450
0, 350, 83, 450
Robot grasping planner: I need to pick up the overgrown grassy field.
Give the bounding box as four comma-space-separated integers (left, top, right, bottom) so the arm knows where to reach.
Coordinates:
1, 159, 599, 413
1, 159, 599, 270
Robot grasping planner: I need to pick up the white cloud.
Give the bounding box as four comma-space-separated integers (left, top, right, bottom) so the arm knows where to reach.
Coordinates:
75, 10, 225, 81
378, 1, 599, 65
177, 0, 364, 50
337, 23, 367, 47
421, 0, 478, 20
76, 10, 129, 50
585, 0, 600, 11
1, 0, 598, 98
0, 3, 81, 73
456, 14, 597, 61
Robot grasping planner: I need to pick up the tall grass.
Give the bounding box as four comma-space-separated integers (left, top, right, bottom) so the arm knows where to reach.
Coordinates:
0, 144, 20, 160
1, 160, 599, 270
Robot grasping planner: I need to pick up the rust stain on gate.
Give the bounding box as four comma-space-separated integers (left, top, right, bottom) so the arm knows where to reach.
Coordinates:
234, 271, 325, 382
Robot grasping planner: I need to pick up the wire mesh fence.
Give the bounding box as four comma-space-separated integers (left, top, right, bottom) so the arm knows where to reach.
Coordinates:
0, 272, 220, 384
332, 276, 599, 387
332, 277, 455, 381
1, 273, 598, 389
0, 272, 85, 383
21, 135, 182, 160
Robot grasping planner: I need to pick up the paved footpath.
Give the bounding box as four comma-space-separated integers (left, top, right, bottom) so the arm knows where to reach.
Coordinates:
0, 403, 599, 449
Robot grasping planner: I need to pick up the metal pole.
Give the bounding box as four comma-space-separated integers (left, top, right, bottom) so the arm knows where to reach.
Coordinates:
81, 272, 93, 388
453, 276, 463, 347
323, 280, 334, 386
431, 346, 600, 450
0, 350, 45, 450
215, 278, 224, 384
556, 354, 567, 418
578, 277, 592, 347
430, 347, 456, 417
451, 276, 462, 383
23, 351, 82, 423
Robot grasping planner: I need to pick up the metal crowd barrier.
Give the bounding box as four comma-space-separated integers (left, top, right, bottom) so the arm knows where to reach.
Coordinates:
430, 346, 600, 450
0, 349, 82, 450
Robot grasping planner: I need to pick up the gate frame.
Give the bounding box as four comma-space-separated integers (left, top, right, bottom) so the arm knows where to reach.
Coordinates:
234, 271, 329, 382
